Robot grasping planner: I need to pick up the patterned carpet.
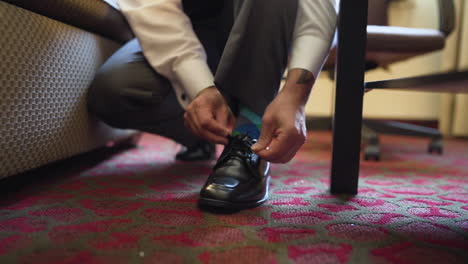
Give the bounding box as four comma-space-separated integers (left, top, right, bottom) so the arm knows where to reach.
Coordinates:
0, 132, 467, 264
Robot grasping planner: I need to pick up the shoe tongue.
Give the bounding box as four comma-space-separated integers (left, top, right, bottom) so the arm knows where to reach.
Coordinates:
231, 134, 256, 147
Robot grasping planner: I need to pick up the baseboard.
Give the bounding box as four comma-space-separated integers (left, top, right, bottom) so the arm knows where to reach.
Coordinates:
305, 117, 333, 131
364, 119, 439, 129
305, 116, 438, 131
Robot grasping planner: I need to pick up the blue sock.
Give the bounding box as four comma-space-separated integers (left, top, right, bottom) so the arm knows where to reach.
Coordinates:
232, 105, 262, 139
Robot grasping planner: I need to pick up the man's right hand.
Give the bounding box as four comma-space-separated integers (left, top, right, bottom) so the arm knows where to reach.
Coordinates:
184, 87, 235, 145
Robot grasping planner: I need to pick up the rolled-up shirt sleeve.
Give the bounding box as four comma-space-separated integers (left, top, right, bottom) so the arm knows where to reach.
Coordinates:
289, 0, 339, 78
118, 0, 214, 107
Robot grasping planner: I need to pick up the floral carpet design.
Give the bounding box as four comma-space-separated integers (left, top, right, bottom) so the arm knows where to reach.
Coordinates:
0, 132, 467, 263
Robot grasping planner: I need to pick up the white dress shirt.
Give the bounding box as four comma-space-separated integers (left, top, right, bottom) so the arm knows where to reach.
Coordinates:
118, 0, 338, 108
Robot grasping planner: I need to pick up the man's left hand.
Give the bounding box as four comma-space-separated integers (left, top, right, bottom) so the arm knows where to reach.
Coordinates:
251, 91, 307, 163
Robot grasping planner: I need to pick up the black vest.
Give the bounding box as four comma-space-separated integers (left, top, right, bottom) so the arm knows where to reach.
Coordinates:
182, 0, 225, 20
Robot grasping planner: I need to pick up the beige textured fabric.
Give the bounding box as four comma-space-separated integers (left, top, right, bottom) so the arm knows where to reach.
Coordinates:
439, 0, 468, 137
2, 0, 133, 43
450, 0, 468, 137
0, 2, 135, 178
451, 94, 468, 136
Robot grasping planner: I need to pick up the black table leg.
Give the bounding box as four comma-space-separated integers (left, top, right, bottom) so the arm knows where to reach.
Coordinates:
330, 0, 368, 195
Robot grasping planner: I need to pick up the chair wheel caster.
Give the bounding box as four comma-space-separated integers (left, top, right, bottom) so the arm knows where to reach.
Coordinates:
364, 145, 380, 161
428, 138, 443, 155
364, 153, 380, 161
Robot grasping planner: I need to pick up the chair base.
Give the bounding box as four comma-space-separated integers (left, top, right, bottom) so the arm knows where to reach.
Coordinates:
362, 121, 443, 161
365, 70, 468, 93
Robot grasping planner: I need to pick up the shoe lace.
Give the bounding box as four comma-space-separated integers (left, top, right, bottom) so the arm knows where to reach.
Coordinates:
214, 134, 255, 169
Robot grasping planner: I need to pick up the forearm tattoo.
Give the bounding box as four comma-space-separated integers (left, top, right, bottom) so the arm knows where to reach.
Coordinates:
296, 70, 314, 85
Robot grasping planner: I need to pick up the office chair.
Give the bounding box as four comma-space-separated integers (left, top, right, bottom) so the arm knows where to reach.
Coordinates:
329, 0, 468, 195
324, 0, 456, 161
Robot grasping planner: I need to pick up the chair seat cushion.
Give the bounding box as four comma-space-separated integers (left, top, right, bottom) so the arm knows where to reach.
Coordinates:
323, 26, 446, 69
367, 25, 445, 52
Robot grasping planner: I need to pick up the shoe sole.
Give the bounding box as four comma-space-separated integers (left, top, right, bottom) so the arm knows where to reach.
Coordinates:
198, 195, 268, 212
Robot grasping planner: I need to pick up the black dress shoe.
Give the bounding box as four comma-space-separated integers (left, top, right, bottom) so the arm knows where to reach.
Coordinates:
199, 134, 270, 210
175, 141, 215, 161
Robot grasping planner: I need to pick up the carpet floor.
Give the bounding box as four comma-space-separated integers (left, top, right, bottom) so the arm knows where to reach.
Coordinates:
0, 132, 467, 264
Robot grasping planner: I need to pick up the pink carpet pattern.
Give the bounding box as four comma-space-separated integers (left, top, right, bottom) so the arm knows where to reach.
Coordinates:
0, 132, 467, 263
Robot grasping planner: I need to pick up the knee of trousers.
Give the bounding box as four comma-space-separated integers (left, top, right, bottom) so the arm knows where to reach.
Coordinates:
86, 70, 133, 128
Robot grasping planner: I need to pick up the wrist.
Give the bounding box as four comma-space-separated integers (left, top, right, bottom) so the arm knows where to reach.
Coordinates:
194, 85, 217, 99
281, 68, 315, 106
280, 83, 311, 107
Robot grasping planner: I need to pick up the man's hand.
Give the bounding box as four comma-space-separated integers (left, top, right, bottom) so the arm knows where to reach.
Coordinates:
251, 92, 307, 163
251, 68, 315, 163
184, 86, 234, 145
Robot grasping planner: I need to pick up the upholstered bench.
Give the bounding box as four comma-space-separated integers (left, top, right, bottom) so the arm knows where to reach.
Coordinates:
0, 0, 137, 178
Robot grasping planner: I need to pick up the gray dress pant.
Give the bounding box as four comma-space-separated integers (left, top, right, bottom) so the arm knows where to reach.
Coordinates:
87, 0, 298, 147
